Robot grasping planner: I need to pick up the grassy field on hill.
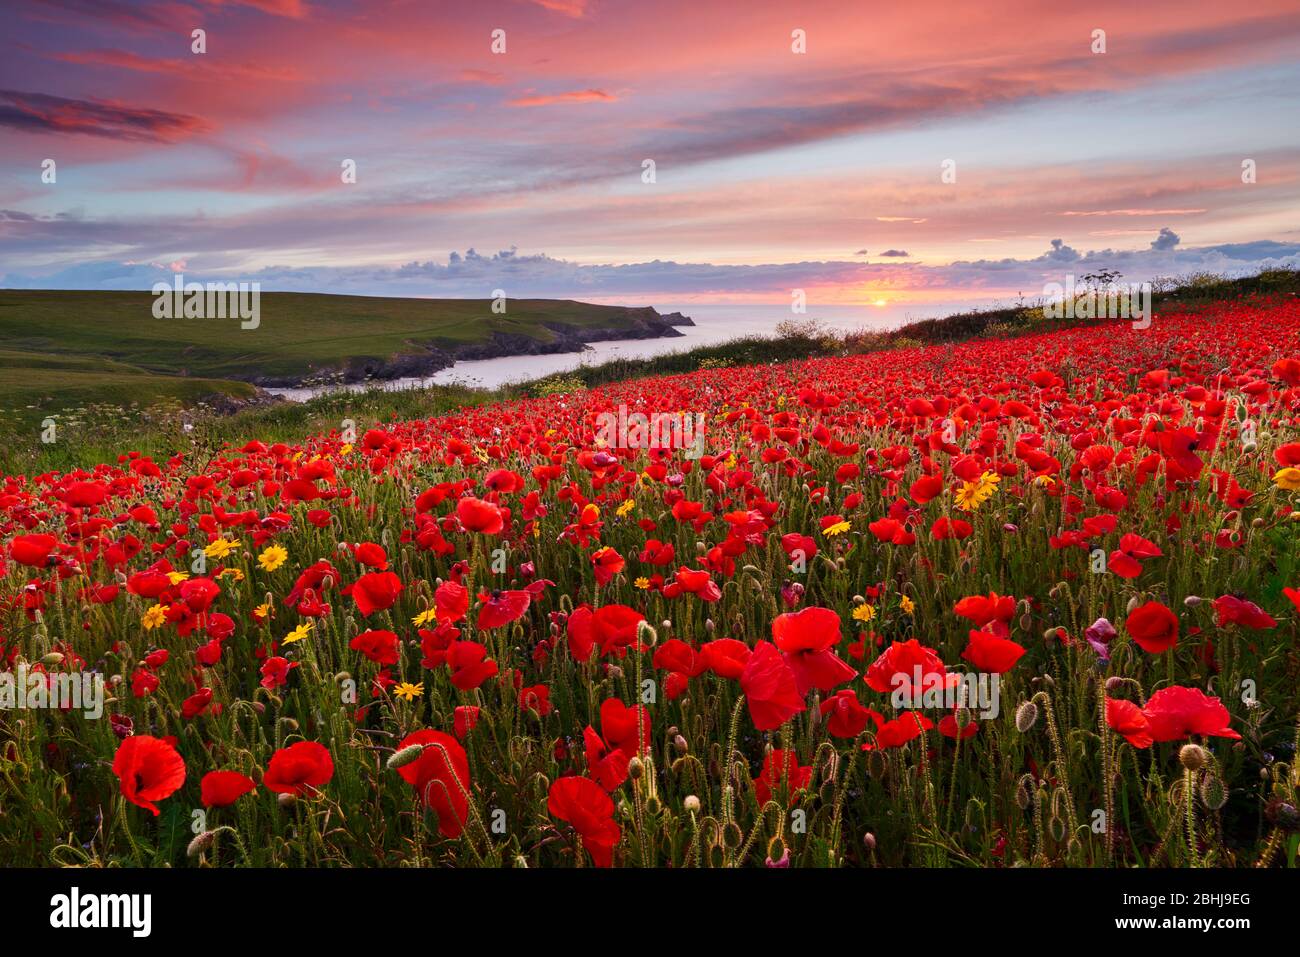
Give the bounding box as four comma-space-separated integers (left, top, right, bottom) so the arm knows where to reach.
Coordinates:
0, 289, 663, 414
2, 270, 1295, 476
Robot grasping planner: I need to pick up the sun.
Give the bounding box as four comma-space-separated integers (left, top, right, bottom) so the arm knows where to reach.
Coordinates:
872, 298, 889, 307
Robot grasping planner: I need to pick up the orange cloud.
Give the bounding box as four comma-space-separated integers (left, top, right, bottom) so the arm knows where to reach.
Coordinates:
507, 88, 617, 107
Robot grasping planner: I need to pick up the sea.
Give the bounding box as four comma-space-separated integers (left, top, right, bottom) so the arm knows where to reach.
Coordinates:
264, 297, 1011, 400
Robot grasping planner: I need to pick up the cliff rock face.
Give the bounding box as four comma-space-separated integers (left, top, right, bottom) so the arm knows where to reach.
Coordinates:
248, 306, 693, 387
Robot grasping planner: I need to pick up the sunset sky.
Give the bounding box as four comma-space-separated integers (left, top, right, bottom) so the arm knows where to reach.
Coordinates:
2, 0, 1299, 304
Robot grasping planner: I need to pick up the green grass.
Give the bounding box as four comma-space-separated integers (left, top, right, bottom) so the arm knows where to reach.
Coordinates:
0, 289, 668, 414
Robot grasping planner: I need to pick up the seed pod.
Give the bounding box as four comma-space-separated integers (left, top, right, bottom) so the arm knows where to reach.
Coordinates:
1015, 700, 1039, 732
684, 795, 701, 813
1179, 743, 1207, 771
187, 830, 215, 857
387, 743, 425, 770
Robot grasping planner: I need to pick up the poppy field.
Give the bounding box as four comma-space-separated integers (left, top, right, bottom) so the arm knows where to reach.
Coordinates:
3, 294, 1300, 869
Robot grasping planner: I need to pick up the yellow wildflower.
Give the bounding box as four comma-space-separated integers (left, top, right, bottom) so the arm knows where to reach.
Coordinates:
393, 681, 424, 703
283, 622, 313, 645
412, 607, 437, 627
823, 520, 851, 537
955, 470, 1000, 512
852, 604, 876, 623
900, 595, 915, 615
1273, 467, 1300, 491
142, 604, 168, 631
617, 499, 636, 517
258, 545, 288, 572
634, 576, 651, 589
166, 571, 190, 585
204, 538, 240, 559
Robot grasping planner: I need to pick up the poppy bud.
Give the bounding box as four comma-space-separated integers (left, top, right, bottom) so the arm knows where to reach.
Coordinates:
607, 665, 623, 680
862, 832, 876, 851
1126, 595, 1141, 614
723, 822, 743, 848
765, 837, 789, 868
187, 831, 215, 857
40, 652, 64, 667
628, 756, 644, 780
1178, 744, 1207, 771
1183, 595, 1201, 607
1104, 676, 1125, 692
684, 795, 700, 813
1199, 774, 1228, 811
673, 734, 688, 755
704, 618, 715, 633
1015, 701, 1039, 732
277, 792, 297, 808
387, 743, 426, 770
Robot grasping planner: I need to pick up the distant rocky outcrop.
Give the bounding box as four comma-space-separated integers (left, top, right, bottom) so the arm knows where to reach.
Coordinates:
245, 306, 693, 388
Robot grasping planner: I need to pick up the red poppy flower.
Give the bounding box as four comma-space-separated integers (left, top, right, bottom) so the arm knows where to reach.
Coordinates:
591, 547, 625, 585
753, 749, 812, 805
434, 579, 469, 623
395, 730, 471, 838
448, 640, 499, 690
548, 776, 621, 867
818, 689, 882, 738
477, 589, 531, 629
200, 770, 256, 807
262, 741, 334, 796
1212, 595, 1276, 630
113, 734, 186, 816
739, 640, 806, 731
350, 628, 401, 665
1125, 600, 1179, 653
865, 639, 951, 695
1142, 686, 1240, 743
953, 592, 1015, 628
960, 629, 1026, 674
771, 605, 857, 694
869, 712, 933, 749
1105, 697, 1153, 748
567, 604, 645, 660
700, 638, 751, 679
351, 541, 388, 569
347, 571, 404, 616
457, 496, 504, 534
9, 533, 58, 567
